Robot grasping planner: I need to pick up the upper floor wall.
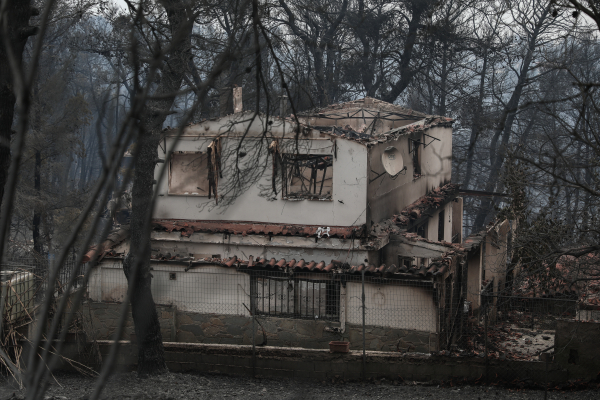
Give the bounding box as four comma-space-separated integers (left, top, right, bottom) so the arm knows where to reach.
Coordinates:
153, 113, 368, 227
366, 123, 453, 226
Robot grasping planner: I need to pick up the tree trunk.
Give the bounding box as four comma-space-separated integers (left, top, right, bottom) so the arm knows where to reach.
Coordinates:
473, 9, 547, 229
0, 0, 38, 206
463, 46, 488, 190
122, 0, 194, 375
381, 1, 426, 103
33, 149, 42, 254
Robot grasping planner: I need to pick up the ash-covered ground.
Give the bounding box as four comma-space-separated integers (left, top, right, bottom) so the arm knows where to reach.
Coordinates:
1, 372, 599, 400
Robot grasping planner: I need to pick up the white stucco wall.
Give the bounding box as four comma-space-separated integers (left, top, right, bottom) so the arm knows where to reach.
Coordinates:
367, 125, 453, 225
153, 114, 368, 227
425, 203, 453, 243
88, 261, 251, 316
345, 282, 437, 332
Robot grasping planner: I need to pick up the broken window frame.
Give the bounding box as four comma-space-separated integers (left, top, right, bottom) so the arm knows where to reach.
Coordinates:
409, 136, 422, 177
281, 153, 333, 200
250, 274, 340, 321
168, 151, 210, 196
438, 209, 445, 242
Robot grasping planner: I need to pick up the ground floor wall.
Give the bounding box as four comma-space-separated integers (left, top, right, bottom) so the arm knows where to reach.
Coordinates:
77, 301, 438, 353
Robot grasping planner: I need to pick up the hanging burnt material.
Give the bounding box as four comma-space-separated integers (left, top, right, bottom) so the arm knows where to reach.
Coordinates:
281, 153, 333, 200
207, 138, 221, 203
269, 140, 280, 195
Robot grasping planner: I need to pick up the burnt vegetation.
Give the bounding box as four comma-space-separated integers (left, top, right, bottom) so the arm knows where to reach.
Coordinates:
2, 0, 600, 397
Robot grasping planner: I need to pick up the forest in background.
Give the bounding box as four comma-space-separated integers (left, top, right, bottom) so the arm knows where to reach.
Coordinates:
3, 0, 599, 261
3, 0, 600, 393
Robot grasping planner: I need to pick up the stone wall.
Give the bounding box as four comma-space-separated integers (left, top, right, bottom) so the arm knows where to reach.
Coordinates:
78, 301, 437, 352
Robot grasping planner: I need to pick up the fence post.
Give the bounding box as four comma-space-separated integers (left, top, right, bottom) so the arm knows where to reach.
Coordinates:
484, 298, 489, 383
544, 354, 549, 400
362, 269, 366, 381
252, 312, 256, 378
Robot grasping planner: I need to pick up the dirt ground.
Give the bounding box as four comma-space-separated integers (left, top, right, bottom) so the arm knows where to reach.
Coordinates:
1, 372, 599, 400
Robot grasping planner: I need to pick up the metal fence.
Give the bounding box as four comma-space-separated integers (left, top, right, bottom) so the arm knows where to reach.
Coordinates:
84, 262, 441, 352
81, 261, 580, 356
1, 256, 83, 324
1, 257, 588, 392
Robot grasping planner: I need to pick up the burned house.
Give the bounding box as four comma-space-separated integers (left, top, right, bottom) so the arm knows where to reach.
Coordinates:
85, 97, 507, 352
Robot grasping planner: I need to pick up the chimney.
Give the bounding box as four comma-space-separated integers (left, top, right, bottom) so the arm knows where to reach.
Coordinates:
233, 86, 243, 113
280, 94, 288, 117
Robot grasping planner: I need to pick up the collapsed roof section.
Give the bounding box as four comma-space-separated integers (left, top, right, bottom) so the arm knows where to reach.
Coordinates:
164, 97, 453, 148
370, 183, 460, 237
298, 97, 428, 122
82, 226, 130, 263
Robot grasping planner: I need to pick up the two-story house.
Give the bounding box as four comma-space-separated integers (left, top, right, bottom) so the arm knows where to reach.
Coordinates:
85, 96, 498, 352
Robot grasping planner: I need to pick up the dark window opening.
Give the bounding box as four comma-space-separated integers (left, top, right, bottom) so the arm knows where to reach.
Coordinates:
399, 256, 413, 269
282, 154, 333, 200
416, 222, 427, 239
251, 275, 339, 320
438, 210, 445, 242
410, 138, 421, 176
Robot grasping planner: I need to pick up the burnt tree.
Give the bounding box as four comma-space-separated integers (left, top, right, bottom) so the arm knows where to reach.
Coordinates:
0, 0, 38, 206
123, 0, 194, 375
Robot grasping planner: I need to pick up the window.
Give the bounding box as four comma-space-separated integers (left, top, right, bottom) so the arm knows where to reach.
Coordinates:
438, 209, 445, 242
169, 152, 209, 195
410, 137, 421, 177
252, 275, 340, 320
281, 154, 333, 200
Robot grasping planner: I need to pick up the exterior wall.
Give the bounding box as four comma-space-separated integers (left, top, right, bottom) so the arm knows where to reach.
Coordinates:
151, 231, 370, 266
425, 203, 452, 243
451, 197, 463, 243
78, 302, 437, 353
85, 262, 438, 352
153, 115, 368, 227
381, 238, 449, 268
466, 247, 483, 311
56, 341, 571, 384
77, 301, 177, 342
367, 126, 452, 226
345, 282, 437, 333
483, 220, 510, 295
88, 262, 251, 316
555, 320, 600, 380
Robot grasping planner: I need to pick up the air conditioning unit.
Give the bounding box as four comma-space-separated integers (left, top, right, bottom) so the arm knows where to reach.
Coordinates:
1, 270, 35, 323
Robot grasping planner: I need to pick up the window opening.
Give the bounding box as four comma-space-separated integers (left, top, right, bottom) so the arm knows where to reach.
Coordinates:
168, 152, 209, 195
252, 275, 339, 320
281, 154, 333, 200
438, 209, 445, 242
409, 137, 421, 176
